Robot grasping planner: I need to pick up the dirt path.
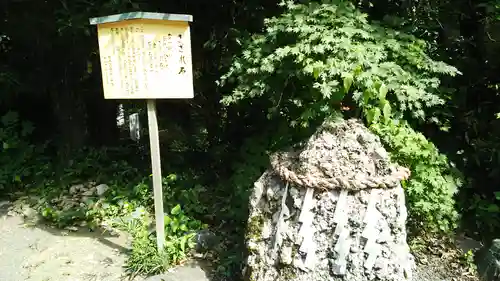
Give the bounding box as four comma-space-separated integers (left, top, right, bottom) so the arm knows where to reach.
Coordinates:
0, 200, 141, 281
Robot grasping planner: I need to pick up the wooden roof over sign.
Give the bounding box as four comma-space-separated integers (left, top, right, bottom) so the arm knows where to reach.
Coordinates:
89, 12, 193, 25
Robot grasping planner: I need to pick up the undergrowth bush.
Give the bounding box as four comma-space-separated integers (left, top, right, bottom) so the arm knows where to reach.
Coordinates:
0, 111, 48, 193
208, 138, 273, 279
117, 204, 206, 275
16, 147, 150, 228
371, 120, 462, 233
220, 0, 461, 234
463, 192, 500, 239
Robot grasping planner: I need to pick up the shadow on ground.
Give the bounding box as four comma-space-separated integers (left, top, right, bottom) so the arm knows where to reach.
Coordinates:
0, 207, 135, 281
0, 200, 10, 217
30, 221, 130, 254
3, 194, 131, 252
144, 259, 213, 281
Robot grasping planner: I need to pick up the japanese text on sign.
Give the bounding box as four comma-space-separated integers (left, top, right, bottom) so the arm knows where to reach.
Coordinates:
96, 20, 193, 99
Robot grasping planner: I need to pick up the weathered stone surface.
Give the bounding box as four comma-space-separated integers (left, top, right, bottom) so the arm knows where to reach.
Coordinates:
96, 184, 109, 196
194, 229, 219, 252
243, 118, 414, 281
476, 239, 500, 281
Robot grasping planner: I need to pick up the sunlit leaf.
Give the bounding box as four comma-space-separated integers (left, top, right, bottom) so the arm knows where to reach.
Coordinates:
343, 73, 353, 93
171, 204, 182, 215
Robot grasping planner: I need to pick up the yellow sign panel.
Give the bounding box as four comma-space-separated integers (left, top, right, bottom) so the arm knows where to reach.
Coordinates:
95, 19, 193, 99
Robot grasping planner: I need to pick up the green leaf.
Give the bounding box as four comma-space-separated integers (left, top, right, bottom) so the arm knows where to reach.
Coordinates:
365, 107, 381, 124
164, 215, 172, 225
382, 100, 391, 120
1, 111, 18, 126
343, 73, 353, 93
179, 235, 187, 252
180, 224, 188, 232
362, 90, 371, 105
42, 208, 50, 217
379, 83, 388, 100
495, 192, 500, 200
171, 204, 181, 215
353, 64, 363, 76
171, 219, 179, 233
486, 204, 500, 213
21, 122, 34, 137
313, 67, 321, 79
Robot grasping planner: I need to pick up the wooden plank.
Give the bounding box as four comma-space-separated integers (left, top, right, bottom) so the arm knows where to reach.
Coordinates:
147, 99, 165, 251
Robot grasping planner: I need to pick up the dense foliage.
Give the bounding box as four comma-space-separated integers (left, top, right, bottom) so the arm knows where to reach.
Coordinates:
222, 1, 459, 122
371, 121, 461, 233
1, 0, 500, 279
0, 112, 41, 191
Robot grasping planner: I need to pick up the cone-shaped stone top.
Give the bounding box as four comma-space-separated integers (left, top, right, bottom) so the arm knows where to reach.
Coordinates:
270, 118, 410, 190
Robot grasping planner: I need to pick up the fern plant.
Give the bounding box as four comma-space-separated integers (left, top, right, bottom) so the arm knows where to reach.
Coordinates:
220, 0, 459, 125
220, 0, 462, 233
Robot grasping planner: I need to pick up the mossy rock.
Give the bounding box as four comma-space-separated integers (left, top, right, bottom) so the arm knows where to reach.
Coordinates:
246, 215, 264, 241
475, 239, 500, 281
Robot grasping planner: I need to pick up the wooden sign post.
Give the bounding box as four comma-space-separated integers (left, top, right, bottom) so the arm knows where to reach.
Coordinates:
89, 12, 194, 251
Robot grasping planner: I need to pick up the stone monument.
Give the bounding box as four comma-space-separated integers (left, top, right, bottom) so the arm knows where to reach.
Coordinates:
244, 118, 415, 281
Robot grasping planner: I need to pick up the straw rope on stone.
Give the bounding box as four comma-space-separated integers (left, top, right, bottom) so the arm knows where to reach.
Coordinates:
270, 151, 410, 191
268, 118, 411, 191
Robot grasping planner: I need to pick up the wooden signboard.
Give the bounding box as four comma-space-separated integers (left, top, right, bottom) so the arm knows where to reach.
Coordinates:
89, 12, 194, 252
90, 12, 194, 99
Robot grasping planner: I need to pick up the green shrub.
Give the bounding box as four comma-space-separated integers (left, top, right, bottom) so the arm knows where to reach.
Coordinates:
120, 204, 206, 276
0, 111, 47, 193
462, 191, 500, 239
371, 120, 462, 233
